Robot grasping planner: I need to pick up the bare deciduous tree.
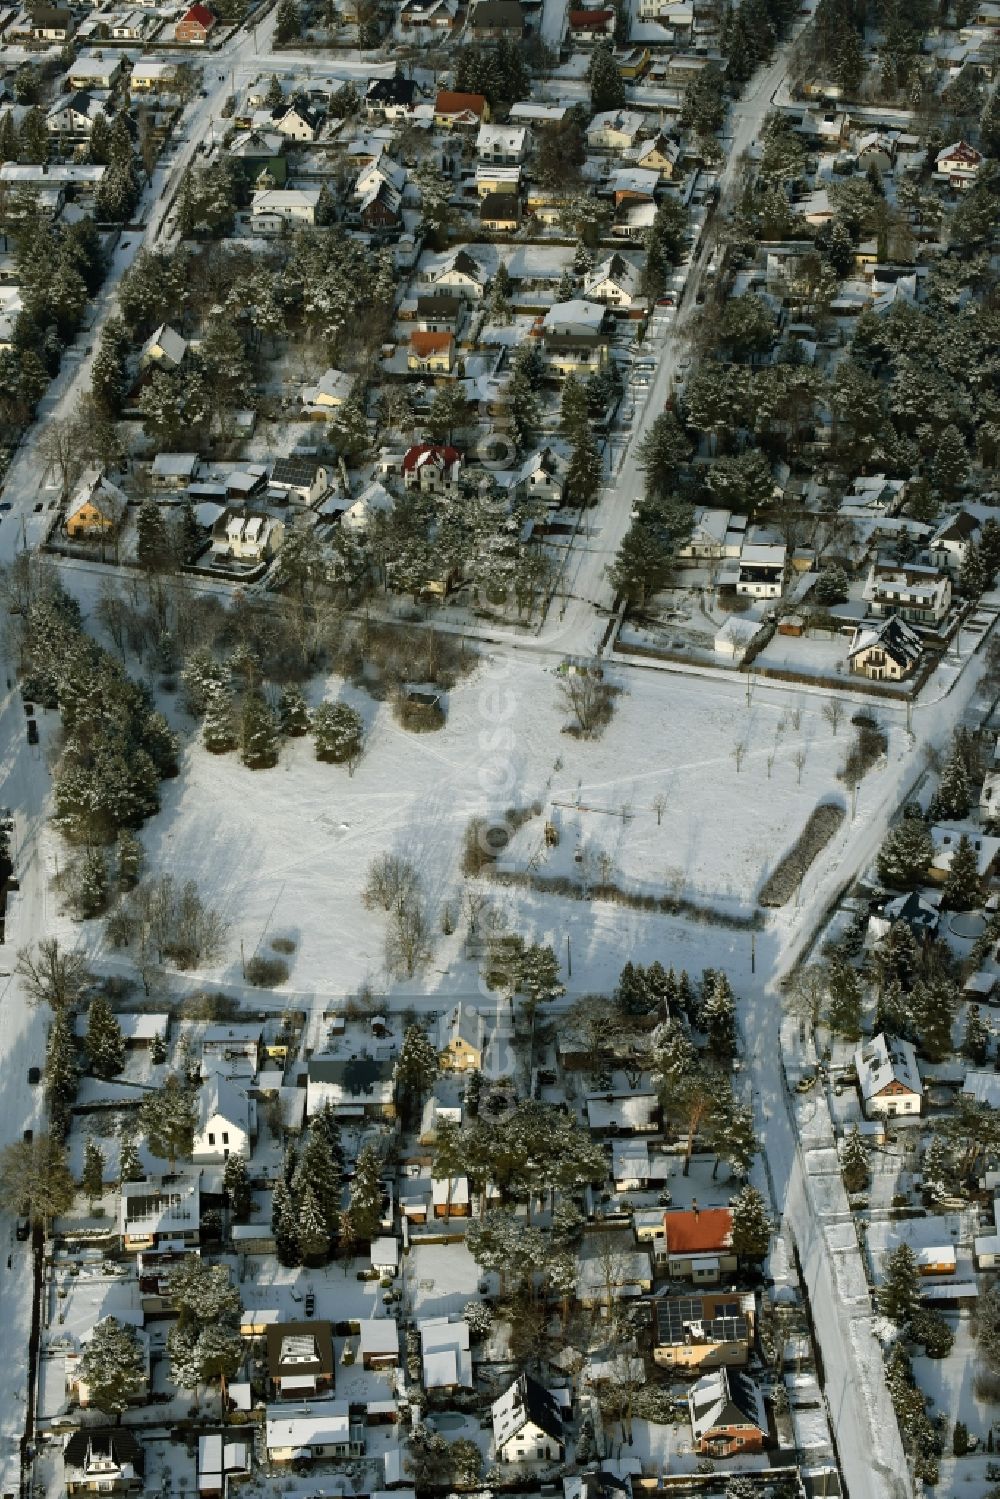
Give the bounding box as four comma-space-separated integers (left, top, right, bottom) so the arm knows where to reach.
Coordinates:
363, 853, 420, 913
793, 748, 807, 784
652, 793, 667, 826
558, 661, 615, 736
732, 739, 747, 773
823, 700, 845, 737
386, 894, 432, 979
16, 939, 90, 1012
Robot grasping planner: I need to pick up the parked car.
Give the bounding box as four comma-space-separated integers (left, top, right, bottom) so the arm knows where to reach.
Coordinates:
26, 720, 38, 745
27, 1067, 40, 1086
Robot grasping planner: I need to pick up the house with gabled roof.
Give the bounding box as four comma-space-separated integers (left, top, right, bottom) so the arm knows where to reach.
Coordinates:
935, 139, 984, 187
65, 470, 127, 539
402, 443, 462, 494
469, 0, 524, 36
192, 1071, 254, 1162
141, 323, 187, 370
688, 1367, 767, 1455
435, 1003, 485, 1071
929, 509, 983, 573
431, 248, 487, 299
634, 131, 681, 178
492, 1373, 565, 1462
848, 615, 923, 682
434, 90, 490, 127
863, 559, 951, 627
516, 446, 569, 507
175, 2, 216, 42
854, 1033, 922, 1119
365, 75, 417, 121
64, 1429, 144, 1497
272, 103, 318, 142
264, 1402, 359, 1461
306, 1056, 396, 1119
567, 7, 615, 39
654, 1291, 756, 1370
663, 1206, 736, 1282
584, 252, 641, 309
408, 330, 455, 373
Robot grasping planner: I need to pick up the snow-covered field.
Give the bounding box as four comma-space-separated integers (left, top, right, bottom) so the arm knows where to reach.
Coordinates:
66, 654, 907, 1002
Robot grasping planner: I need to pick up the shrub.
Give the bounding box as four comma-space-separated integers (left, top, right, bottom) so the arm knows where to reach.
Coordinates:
244, 955, 289, 987
271, 936, 296, 954
759, 803, 846, 907
393, 692, 445, 732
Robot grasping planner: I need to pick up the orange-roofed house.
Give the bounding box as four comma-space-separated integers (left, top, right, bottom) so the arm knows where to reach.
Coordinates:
435, 90, 491, 128
567, 7, 615, 38
408, 331, 455, 374
664, 1207, 737, 1283
176, 2, 216, 41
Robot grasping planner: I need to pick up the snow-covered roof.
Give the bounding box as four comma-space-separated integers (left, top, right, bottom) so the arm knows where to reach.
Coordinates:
854, 1033, 922, 1103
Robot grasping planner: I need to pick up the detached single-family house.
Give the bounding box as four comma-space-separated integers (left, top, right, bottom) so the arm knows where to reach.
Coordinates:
848, 615, 923, 682
65, 470, 127, 539
269, 457, 331, 506
929, 825, 1000, 883
192, 1072, 254, 1162
365, 76, 417, 121
151, 452, 199, 489
480, 193, 521, 231
120, 1174, 202, 1253
301, 368, 352, 415
476, 122, 528, 162
435, 1003, 485, 1071
737, 542, 786, 599
33, 6, 73, 39
432, 248, 487, 299
586, 109, 646, 152
854, 1033, 922, 1119
203, 1022, 262, 1074
272, 103, 318, 142
584, 252, 641, 309
867, 890, 939, 944
929, 510, 982, 573
408, 331, 455, 373
688, 1368, 767, 1456
47, 92, 105, 139
64, 1430, 144, 1498
516, 446, 569, 507
211, 509, 284, 564
935, 139, 984, 187
68, 1317, 150, 1408
251, 188, 321, 233
469, 0, 524, 36
567, 7, 615, 39
677, 507, 745, 563
141, 323, 187, 370
654, 1292, 756, 1371
663, 1207, 737, 1282
434, 90, 490, 128
306, 1056, 396, 1119
420, 1317, 473, 1391
175, 2, 216, 42
265, 1403, 361, 1461
359, 1320, 399, 1370
341, 480, 394, 533
266, 1323, 335, 1400
864, 560, 952, 627
634, 132, 681, 178
399, 0, 458, 26
492, 1374, 565, 1463
402, 443, 462, 494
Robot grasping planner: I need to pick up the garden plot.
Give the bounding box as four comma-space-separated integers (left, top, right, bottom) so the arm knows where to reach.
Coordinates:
65, 653, 904, 1001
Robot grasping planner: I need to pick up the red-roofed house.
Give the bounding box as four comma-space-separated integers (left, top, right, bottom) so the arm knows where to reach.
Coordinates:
935, 139, 984, 189
664, 1207, 736, 1283
568, 8, 615, 38
402, 444, 462, 495
407, 331, 455, 374
176, 2, 216, 41
434, 91, 491, 128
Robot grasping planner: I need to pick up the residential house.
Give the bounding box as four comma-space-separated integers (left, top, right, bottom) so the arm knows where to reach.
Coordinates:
567, 7, 615, 39
341, 480, 394, 533
634, 131, 681, 178
420, 1317, 473, 1390
197, 1437, 250, 1499
68, 1316, 150, 1408
141, 323, 187, 370
676, 507, 746, 563
74, 1012, 170, 1050
867, 890, 940, 944
269, 457, 331, 506
577, 1245, 653, 1307
435, 1003, 485, 1070
67, 55, 124, 90
111, 12, 155, 39
272, 103, 319, 142
480, 193, 521, 231
854, 1033, 922, 1119
688, 1368, 767, 1456
399, 0, 457, 26
202, 1022, 262, 1074
211, 509, 284, 564
839, 473, 907, 518
192, 1072, 254, 1162
584, 252, 640, 309
432, 248, 487, 299
64, 470, 127, 539
266, 1322, 335, 1400
251, 188, 321, 232
365, 76, 417, 121
855, 131, 896, 173
847, 615, 923, 682
64, 1431, 144, 1498
265, 1403, 361, 1461
151, 452, 198, 489
541, 299, 610, 378
737, 542, 786, 599
615, 45, 651, 79
610, 166, 659, 208
306, 1056, 396, 1119
469, 0, 524, 36
359, 1320, 400, 1370
301, 369, 352, 415
402, 443, 462, 494
131, 60, 181, 91
585, 1089, 659, 1134
47, 92, 104, 140
863, 560, 952, 627
663, 1207, 737, 1282
227, 129, 287, 188
476, 123, 528, 162
929, 824, 1000, 883
516, 446, 569, 507
120, 1174, 201, 1253
408, 331, 455, 373
492, 1374, 565, 1462
935, 139, 984, 187
33, 6, 73, 39
476, 163, 522, 197
415, 295, 461, 333
654, 1292, 756, 1371
586, 109, 646, 151
434, 90, 490, 128
176, 1, 216, 40
929, 510, 982, 573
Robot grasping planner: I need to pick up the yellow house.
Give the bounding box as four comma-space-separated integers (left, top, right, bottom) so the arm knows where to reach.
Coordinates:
408, 331, 455, 373
636, 131, 681, 178
434, 90, 490, 127
65, 471, 127, 538
543, 334, 610, 378
615, 45, 650, 78
436, 1003, 484, 1071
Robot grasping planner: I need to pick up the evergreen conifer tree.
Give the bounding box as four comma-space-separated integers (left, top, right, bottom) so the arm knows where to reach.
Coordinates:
86, 993, 125, 1080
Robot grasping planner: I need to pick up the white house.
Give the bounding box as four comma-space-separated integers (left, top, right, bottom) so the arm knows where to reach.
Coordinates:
265, 1403, 360, 1462
863, 560, 952, 627
737, 542, 786, 599
854, 1033, 922, 1119
476, 122, 528, 162
301, 368, 353, 414
251, 188, 321, 233
211, 509, 284, 564
935, 139, 984, 187
492, 1373, 565, 1463
929, 510, 982, 573
584, 252, 641, 309
419, 1317, 473, 1390
341, 480, 395, 533
431, 248, 487, 299
272, 103, 319, 142
192, 1072, 254, 1162
586, 109, 646, 150
516, 446, 568, 507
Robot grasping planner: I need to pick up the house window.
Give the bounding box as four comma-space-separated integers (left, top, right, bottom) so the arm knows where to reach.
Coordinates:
223, 1132, 230, 1144
208, 1133, 215, 1145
